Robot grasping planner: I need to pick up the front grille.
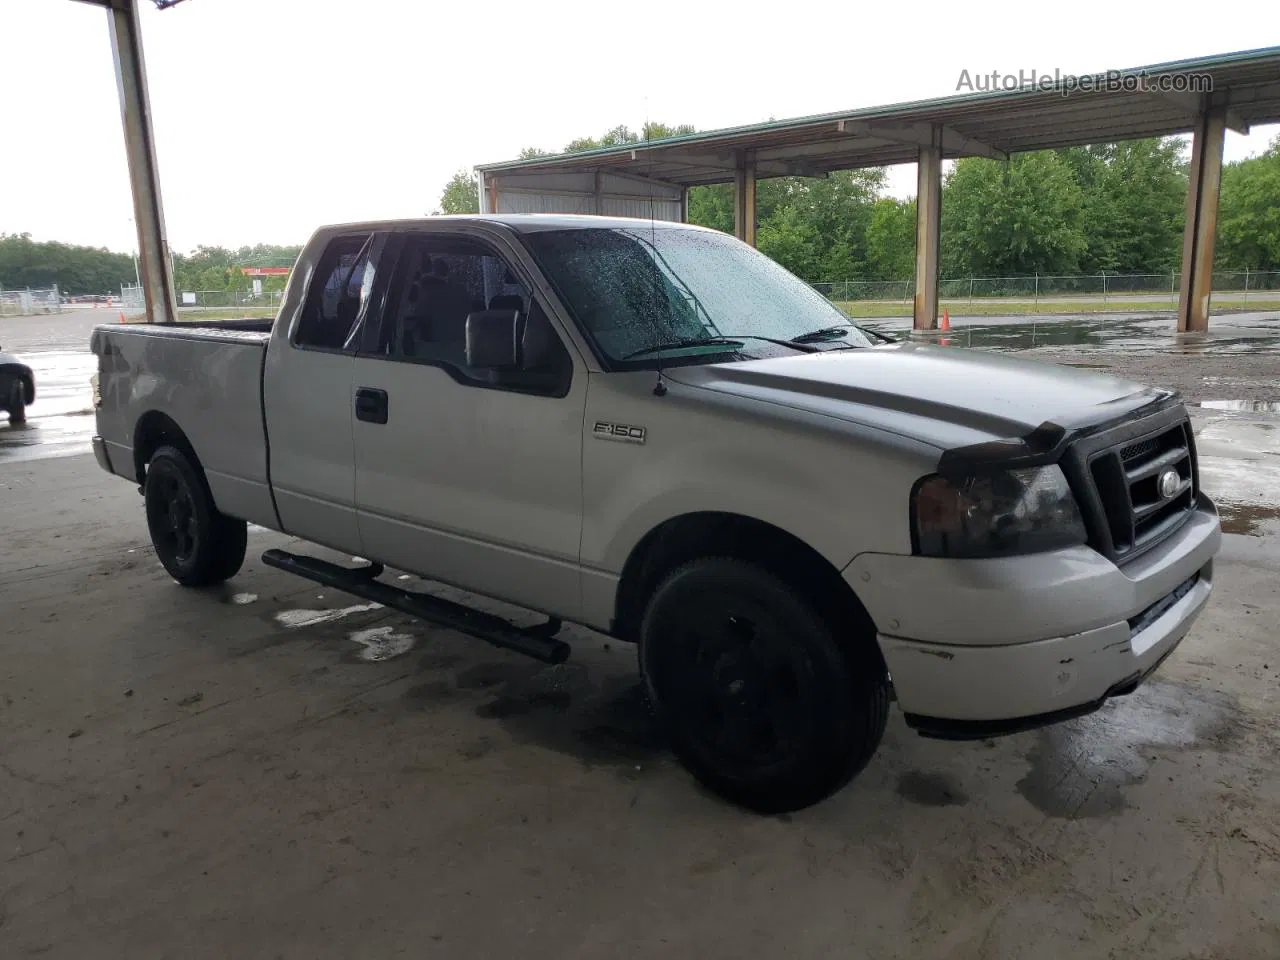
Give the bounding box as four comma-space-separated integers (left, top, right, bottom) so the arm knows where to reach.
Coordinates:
1087, 420, 1196, 561
1120, 437, 1159, 462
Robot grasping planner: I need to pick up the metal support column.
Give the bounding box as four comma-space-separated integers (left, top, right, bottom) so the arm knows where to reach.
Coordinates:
679, 186, 689, 224
477, 171, 491, 213
913, 127, 943, 331
106, 0, 177, 324
1177, 105, 1227, 333
734, 151, 757, 247
593, 170, 605, 215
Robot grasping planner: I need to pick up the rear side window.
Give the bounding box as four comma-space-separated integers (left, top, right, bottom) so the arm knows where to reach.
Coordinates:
295, 234, 376, 350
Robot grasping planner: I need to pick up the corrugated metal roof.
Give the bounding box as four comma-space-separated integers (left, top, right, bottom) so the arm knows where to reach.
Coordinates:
477, 47, 1280, 186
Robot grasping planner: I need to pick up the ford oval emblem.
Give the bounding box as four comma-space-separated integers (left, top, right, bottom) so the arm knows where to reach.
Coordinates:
1158, 468, 1180, 499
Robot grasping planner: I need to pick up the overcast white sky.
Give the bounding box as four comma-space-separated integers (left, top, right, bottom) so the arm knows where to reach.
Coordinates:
3, 0, 1277, 253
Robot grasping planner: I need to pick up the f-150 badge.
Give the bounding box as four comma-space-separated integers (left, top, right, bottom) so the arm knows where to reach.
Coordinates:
593, 421, 646, 444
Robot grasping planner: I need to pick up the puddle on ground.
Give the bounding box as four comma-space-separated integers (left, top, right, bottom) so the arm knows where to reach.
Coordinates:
1194, 400, 1280, 413
347, 625, 417, 662
1217, 503, 1280, 537
274, 602, 382, 628
896, 771, 969, 807
404, 660, 664, 771
1016, 681, 1240, 819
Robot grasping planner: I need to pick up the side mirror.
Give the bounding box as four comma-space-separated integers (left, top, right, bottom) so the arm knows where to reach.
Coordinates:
465, 309, 522, 369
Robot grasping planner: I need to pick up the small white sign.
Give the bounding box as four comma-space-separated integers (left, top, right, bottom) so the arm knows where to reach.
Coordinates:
182, 292, 196, 305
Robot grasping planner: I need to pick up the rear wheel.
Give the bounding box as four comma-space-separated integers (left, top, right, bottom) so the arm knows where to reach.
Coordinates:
144, 445, 247, 586
639, 557, 889, 814
6, 378, 26, 423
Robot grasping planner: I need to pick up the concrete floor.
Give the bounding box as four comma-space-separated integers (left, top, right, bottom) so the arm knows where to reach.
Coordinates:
2, 312, 1280, 958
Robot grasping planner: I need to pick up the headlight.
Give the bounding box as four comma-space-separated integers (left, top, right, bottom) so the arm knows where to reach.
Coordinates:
911, 464, 1087, 558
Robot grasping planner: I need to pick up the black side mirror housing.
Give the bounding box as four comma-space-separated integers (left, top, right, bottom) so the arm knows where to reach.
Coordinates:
465, 309, 522, 369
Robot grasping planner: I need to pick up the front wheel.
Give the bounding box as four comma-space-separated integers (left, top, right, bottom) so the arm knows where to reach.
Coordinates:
144, 445, 247, 586
639, 558, 890, 813
6, 378, 26, 423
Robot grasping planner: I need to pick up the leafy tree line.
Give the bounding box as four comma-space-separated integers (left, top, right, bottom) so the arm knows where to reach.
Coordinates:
0, 235, 302, 297
9, 130, 1275, 295
172, 244, 302, 297
437, 125, 1280, 281
0, 233, 135, 296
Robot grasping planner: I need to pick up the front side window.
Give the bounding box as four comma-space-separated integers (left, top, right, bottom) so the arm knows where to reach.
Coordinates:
522, 226, 874, 366
372, 234, 570, 393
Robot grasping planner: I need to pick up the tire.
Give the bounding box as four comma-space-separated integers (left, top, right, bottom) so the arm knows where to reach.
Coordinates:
144, 445, 247, 586
639, 557, 890, 814
6, 378, 25, 423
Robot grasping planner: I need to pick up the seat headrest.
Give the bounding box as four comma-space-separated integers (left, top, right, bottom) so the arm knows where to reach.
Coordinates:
488, 294, 525, 313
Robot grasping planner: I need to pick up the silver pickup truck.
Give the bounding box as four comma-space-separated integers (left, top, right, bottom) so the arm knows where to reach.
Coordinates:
91, 215, 1221, 813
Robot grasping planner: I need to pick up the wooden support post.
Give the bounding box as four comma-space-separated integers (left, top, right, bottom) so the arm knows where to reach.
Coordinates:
1177, 106, 1227, 333
734, 151, 757, 247
105, 0, 177, 324
913, 128, 943, 331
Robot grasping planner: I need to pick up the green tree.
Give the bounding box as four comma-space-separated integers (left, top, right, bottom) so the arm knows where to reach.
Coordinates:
686, 183, 734, 234
942, 150, 1087, 277
865, 197, 917, 280
1217, 136, 1280, 272
436, 169, 480, 215
642, 122, 696, 141
0, 233, 135, 295
1062, 140, 1186, 272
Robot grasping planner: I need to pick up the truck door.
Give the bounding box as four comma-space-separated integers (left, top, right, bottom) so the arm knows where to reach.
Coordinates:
350, 229, 586, 620
263, 231, 386, 553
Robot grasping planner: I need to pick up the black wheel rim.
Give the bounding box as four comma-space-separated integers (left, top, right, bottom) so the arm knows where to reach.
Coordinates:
661, 600, 815, 774
150, 468, 198, 564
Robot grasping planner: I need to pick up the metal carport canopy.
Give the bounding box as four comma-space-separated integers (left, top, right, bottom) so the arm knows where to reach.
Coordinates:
476, 46, 1280, 185
476, 46, 1280, 334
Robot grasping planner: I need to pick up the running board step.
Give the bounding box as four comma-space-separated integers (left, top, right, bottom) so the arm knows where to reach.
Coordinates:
261, 548, 570, 665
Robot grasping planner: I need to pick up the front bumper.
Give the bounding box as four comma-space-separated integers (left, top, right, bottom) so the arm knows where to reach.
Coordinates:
845, 498, 1220, 733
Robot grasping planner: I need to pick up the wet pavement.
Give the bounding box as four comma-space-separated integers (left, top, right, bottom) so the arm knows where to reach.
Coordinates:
4, 454, 1280, 959
0, 349, 98, 463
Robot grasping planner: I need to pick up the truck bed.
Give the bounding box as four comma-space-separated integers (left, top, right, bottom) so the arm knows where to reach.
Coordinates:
90, 321, 278, 528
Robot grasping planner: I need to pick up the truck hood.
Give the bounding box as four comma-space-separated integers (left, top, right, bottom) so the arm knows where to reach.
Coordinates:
667, 342, 1174, 453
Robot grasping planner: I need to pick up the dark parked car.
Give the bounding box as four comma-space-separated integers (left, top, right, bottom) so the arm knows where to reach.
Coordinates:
0, 347, 35, 423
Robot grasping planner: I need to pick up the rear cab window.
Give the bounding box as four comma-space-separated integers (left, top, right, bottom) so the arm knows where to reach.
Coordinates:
294, 233, 378, 351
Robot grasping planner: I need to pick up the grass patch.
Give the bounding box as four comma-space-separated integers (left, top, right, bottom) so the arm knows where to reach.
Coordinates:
834, 298, 1280, 319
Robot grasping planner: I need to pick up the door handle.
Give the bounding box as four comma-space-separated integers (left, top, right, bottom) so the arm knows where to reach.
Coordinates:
355, 387, 388, 424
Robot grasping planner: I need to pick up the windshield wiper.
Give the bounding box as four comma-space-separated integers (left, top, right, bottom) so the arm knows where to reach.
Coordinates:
790, 325, 852, 344
792, 323, 895, 346
621, 336, 745, 360
622, 334, 821, 360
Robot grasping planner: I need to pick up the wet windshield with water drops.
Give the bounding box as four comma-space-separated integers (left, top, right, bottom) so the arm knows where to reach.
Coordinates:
522, 225, 873, 365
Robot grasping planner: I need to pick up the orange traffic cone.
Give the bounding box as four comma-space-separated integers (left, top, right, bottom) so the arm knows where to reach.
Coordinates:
940, 307, 951, 331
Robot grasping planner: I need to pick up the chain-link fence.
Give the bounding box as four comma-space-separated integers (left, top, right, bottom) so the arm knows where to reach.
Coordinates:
0, 286, 62, 317
179, 289, 284, 313
120, 283, 146, 319
814, 270, 1280, 304
119, 284, 283, 320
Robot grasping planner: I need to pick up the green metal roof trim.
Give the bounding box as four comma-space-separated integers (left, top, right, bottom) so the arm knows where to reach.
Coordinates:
476, 45, 1280, 175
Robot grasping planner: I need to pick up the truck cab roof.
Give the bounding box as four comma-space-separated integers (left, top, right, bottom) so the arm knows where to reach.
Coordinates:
313, 213, 711, 237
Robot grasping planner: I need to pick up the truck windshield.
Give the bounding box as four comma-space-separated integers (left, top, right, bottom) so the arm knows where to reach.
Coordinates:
521, 226, 873, 365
